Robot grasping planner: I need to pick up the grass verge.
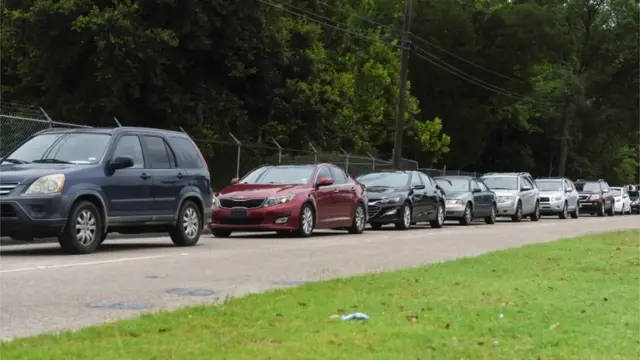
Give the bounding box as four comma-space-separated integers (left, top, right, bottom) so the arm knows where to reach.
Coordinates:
3, 230, 639, 360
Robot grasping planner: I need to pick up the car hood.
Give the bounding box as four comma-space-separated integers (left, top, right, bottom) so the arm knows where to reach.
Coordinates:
539, 191, 564, 198
0, 163, 84, 183
443, 191, 470, 199
218, 183, 307, 198
492, 190, 519, 197
365, 187, 405, 200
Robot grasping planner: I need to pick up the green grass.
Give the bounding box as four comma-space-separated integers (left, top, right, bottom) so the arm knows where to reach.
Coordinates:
3, 230, 639, 360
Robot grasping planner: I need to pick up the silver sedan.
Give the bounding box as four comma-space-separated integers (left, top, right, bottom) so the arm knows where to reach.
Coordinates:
434, 176, 497, 225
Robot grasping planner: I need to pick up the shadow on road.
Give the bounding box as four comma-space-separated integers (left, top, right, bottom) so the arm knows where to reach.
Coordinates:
0, 242, 177, 257
227, 231, 352, 240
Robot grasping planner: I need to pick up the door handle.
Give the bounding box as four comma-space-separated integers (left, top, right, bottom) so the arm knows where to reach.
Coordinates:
140, 173, 151, 180
177, 173, 184, 179
333, 189, 339, 193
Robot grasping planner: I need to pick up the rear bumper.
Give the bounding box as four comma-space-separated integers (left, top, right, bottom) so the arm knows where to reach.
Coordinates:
0, 195, 68, 239
209, 206, 299, 232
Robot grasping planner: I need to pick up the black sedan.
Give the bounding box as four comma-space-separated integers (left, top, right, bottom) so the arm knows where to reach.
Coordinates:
356, 170, 446, 230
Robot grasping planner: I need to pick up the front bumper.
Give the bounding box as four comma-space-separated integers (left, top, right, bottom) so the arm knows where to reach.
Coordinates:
209, 206, 299, 232
495, 200, 518, 216
444, 203, 466, 219
367, 203, 403, 224
0, 195, 68, 239
578, 201, 602, 213
540, 200, 564, 214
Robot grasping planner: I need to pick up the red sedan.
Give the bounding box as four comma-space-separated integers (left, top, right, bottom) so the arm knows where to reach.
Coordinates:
209, 163, 367, 237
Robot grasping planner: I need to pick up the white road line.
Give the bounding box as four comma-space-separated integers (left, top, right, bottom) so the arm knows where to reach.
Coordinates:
0, 254, 179, 274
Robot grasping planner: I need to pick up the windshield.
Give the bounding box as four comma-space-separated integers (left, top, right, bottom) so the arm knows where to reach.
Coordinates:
535, 180, 563, 192
435, 178, 469, 192
240, 165, 315, 184
629, 191, 639, 199
2, 133, 111, 164
481, 176, 518, 190
356, 172, 409, 188
575, 182, 600, 192
611, 188, 622, 197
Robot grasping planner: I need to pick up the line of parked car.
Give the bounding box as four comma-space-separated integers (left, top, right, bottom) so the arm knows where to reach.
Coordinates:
1, 126, 638, 254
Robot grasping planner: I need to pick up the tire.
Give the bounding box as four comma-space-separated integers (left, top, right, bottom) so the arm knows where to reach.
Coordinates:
511, 202, 523, 222
170, 201, 202, 246
530, 201, 540, 221
607, 200, 615, 216
295, 203, 315, 238
370, 223, 383, 230
459, 203, 472, 226
212, 229, 232, 238
58, 201, 103, 255
348, 203, 366, 234
485, 203, 496, 224
559, 202, 568, 219
395, 203, 412, 230
597, 202, 605, 217
98, 232, 108, 245
430, 202, 445, 228
570, 205, 579, 219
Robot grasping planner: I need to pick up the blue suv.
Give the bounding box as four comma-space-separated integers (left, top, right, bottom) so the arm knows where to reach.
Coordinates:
0, 127, 213, 254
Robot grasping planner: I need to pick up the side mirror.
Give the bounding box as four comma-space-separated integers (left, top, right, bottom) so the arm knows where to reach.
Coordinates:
521, 186, 532, 191
317, 177, 334, 187
231, 177, 240, 185
602, 189, 609, 193
110, 156, 134, 171
472, 188, 481, 193
565, 188, 572, 193
412, 184, 426, 190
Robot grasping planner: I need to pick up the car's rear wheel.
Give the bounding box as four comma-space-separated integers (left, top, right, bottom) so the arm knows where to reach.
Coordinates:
295, 204, 315, 238
485, 203, 496, 224
212, 229, 232, 238
395, 203, 412, 230
348, 203, 366, 234
170, 201, 202, 246
607, 200, 615, 216
511, 202, 523, 222
570, 205, 579, 219
459, 203, 472, 226
559, 202, 568, 219
58, 201, 103, 254
530, 202, 540, 221
430, 203, 445, 228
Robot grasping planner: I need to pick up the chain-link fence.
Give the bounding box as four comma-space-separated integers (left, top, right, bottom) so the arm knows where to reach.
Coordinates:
0, 102, 478, 187
419, 167, 479, 178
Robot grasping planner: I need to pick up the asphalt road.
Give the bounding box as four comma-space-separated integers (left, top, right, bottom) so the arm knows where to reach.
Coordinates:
1, 215, 638, 340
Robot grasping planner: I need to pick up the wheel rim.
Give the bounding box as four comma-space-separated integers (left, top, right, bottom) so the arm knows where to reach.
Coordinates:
302, 207, 313, 234
355, 205, 365, 231
437, 205, 444, 225
403, 205, 411, 227
464, 206, 471, 223
75, 209, 97, 246
183, 207, 199, 239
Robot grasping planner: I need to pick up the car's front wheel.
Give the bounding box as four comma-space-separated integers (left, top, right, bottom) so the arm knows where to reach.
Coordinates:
485, 203, 496, 224
430, 203, 445, 228
295, 204, 315, 238
459, 203, 472, 226
58, 201, 103, 254
395, 203, 412, 230
170, 201, 202, 246
348, 203, 366, 234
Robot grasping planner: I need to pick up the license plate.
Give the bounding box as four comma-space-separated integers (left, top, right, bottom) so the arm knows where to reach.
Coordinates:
230, 208, 247, 218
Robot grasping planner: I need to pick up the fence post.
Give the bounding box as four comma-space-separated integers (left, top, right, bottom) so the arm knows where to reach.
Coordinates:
442, 165, 447, 176
366, 152, 376, 170
39, 107, 53, 128
308, 142, 318, 163
229, 132, 241, 179
340, 148, 350, 174
272, 138, 283, 164
113, 117, 123, 127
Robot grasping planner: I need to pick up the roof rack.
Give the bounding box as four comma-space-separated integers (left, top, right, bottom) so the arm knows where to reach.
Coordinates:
483, 172, 531, 176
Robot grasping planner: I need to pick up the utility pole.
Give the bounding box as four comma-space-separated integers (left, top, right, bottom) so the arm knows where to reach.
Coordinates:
392, 0, 413, 169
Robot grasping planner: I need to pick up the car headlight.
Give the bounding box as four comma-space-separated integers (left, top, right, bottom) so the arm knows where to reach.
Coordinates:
212, 194, 219, 208
496, 196, 514, 203
553, 196, 563, 201
590, 194, 600, 200
446, 199, 464, 205
264, 194, 296, 207
378, 197, 400, 204
24, 174, 65, 195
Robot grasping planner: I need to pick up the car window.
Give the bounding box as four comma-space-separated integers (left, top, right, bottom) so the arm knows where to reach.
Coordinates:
411, 173, 423, 187
477, 180, 489, 192
167, 137, 204, 169
142, 136, 174, 169
112, 135, 144, 168
315, 166, 333, 183
522, 177, 535, 190
564, 180, 573, 191
471, 179, 481, 191
330, 166, 348, 184
419, 173, 435, 190
600, 182, 610, 192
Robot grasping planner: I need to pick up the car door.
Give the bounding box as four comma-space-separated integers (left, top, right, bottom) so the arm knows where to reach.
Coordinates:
564, 179, 579, 210
141, 135, 186, 219
102, 134, 153, 219
409, 172, 427, 220
419, 173, 438, 219
470, 179, 487, 215
329, 165, 354, 225
314, 166, 338, 226
520, 176, 535, 213
600, 181, 612, 209
477, 179, 493, 214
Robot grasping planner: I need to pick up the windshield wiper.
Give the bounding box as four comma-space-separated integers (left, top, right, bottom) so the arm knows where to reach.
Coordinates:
1, 158, 29, 164
32, 158, 72, 164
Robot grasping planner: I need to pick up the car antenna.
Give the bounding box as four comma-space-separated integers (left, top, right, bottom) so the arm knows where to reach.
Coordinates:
113, 116, 122, 127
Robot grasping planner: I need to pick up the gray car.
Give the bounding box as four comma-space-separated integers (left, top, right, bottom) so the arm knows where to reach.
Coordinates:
535, 177, 580, 219
480, 172, 541, 222
434, 176, 497, 225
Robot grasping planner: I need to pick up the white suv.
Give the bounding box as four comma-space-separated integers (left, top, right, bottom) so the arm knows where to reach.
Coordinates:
480, 172, 540, 222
